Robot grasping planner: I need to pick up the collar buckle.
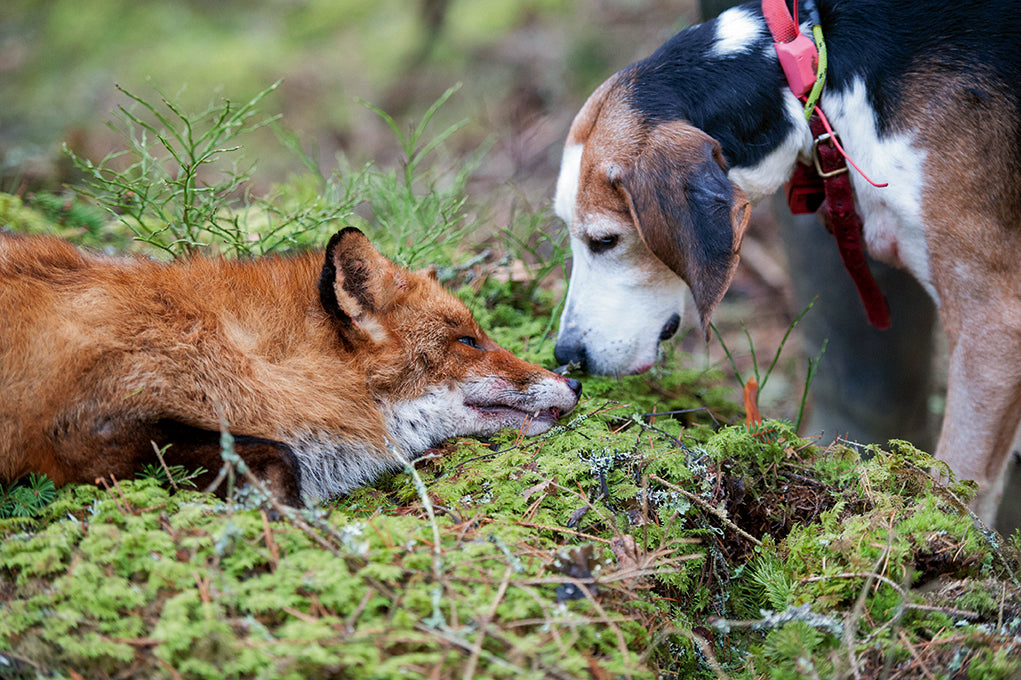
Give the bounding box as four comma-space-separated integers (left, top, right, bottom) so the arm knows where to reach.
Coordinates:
812, 132, 850, 178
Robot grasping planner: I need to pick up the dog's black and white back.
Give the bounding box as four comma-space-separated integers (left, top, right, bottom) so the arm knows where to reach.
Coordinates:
553, 0, 1021, 521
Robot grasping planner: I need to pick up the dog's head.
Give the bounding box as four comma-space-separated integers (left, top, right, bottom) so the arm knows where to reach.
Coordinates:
553, 73, 751, 375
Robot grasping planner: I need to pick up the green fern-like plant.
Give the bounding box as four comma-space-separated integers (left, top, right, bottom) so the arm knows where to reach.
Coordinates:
0, 473, 57, 519
137, 463, 207, 490
750, 551, 796, 611
355, 83, 485, 268
65, 82, 482, 269
67, 82, 357, 259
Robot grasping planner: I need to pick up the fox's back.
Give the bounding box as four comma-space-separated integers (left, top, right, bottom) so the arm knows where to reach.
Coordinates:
0, 234, 105, 390
0, 235, 339, 468
1, 233, 326, 354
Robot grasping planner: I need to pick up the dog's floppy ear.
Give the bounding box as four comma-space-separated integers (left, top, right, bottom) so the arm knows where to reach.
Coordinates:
614, 123, 750, 340
319, 227, 396, 343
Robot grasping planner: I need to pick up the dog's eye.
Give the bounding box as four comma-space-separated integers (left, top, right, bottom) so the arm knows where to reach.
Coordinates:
457, 336, 481, 349
588, 234, 619, 254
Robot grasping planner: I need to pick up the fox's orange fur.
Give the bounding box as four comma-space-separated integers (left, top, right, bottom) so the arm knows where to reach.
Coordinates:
0, 228, 581, 504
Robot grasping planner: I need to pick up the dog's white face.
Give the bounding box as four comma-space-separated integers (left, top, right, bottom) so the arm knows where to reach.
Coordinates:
554, 143, 688, 375
553, 76, 751, 376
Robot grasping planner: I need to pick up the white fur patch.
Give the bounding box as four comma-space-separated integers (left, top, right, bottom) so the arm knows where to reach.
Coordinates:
382, 375, 578, 453
289, 370, 578, 503
821, 78, 935, 300
555, 143, 584, 226
381, 385, 467, 457
712, 7, 763, 57
289, 431, 401, 504
353, 314, 390, 344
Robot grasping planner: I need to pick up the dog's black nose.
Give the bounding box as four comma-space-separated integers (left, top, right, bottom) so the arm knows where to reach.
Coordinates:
565, 378, 583, 397
659, 313, 681, 341
554, 341, 587, 372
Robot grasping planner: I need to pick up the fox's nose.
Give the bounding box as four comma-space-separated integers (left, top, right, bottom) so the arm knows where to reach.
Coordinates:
565, 377, 583, 397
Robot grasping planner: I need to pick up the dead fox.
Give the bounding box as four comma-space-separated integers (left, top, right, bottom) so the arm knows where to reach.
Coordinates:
0, 228, 581, 505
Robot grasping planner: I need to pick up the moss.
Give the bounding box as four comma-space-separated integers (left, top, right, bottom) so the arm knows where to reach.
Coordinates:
968, 646, 1021, 680
3, 423, 1020, 678
0, 193, 52, 234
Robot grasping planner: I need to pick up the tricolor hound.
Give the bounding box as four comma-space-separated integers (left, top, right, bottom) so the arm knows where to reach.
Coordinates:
551, 0, 1021, 522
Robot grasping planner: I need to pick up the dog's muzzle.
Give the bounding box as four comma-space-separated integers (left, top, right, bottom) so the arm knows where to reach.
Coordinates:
554, 312, 682, 374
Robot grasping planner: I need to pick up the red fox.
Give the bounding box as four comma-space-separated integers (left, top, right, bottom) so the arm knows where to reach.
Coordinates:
0, 228, 581, 505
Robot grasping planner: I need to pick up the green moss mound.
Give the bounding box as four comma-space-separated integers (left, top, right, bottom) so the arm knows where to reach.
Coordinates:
3, 419, 1018, 679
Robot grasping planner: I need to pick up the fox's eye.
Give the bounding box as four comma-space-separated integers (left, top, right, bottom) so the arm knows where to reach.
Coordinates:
588, 234, 619, 254
457, 336, 481, 349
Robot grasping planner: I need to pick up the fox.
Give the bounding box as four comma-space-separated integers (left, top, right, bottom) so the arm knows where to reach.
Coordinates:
0, 227, 582, 505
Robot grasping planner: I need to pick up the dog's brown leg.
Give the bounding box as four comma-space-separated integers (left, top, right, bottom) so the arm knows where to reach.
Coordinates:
936, 320, 1021, 523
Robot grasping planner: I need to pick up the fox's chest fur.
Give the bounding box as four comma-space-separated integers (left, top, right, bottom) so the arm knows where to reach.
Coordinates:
0, 229, 580, 504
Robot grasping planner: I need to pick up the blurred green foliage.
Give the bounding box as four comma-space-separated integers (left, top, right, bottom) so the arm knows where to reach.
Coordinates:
0, 0, 599, 183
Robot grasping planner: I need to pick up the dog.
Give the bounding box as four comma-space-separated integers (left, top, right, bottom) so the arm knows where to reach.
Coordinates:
551, 0, 1020, 522
0, 228, 581, 505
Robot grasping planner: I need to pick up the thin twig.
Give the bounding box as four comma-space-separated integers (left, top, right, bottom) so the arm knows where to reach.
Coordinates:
898, 630, 938, 680
650, 475, 762, 547
841, 528, 892, 680
157, 658, 186, 680
512, 521, 614, 544
419, 624, 574, 680
902, 602, 980, 619
345, 587, 377, 635
260, 509, 280, 568
691, 629, 731, 680
151, 441, 179, 492
404, 459, 445, 588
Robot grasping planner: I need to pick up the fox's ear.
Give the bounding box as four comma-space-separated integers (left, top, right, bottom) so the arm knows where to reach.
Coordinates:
318, 227, 394, 342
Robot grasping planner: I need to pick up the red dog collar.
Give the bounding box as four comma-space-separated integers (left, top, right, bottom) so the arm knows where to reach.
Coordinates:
762, 0, 891, 329
762, 0, 818, 97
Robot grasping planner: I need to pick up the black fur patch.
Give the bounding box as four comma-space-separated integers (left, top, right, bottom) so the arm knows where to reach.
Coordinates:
625, 10, 788, 170
618, 137, 737, 318
818, 0, 1021, 135
684, 149, 740, 278
340, 258, 374, 312
142, 420, 304, 506
622, 0, 1021, 167
318, 228, 365, 325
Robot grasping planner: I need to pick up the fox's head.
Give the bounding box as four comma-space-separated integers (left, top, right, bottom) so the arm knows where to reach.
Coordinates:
317, 228, 582, 456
